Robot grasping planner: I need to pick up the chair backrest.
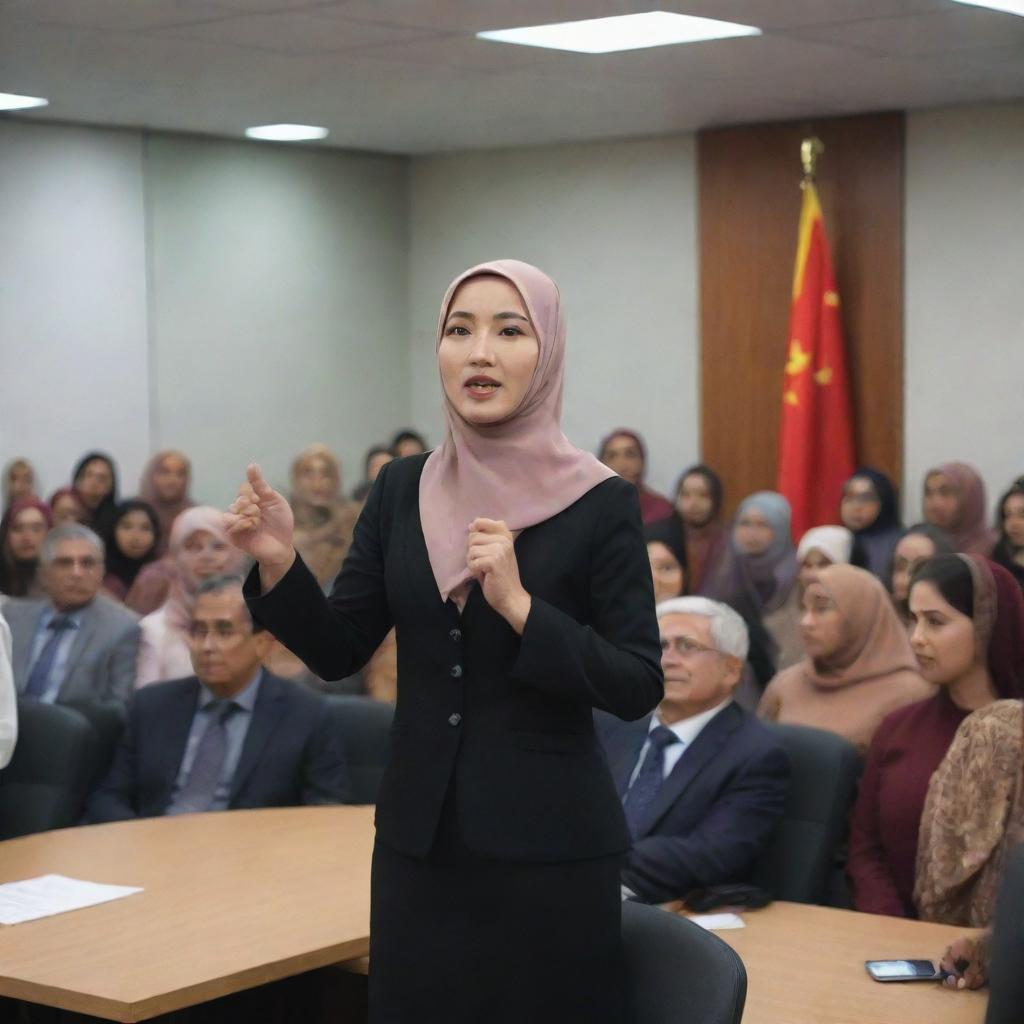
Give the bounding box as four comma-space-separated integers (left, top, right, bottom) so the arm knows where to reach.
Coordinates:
324, 696, 394, 804
986, 846, 1024, 1024
61, 698, 128, 792
0, 700, 96, 840
750, 722, 861, 904
622, 901, 746, 1024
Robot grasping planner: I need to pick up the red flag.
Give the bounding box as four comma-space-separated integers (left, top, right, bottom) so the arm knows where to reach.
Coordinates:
777, 182, 856, 541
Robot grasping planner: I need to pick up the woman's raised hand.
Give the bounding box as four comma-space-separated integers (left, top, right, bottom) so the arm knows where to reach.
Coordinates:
224, 464, 296, 578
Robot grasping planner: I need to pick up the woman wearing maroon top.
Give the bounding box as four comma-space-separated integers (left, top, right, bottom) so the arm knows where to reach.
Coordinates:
598, 429, 673, 524
847, 554, 1024, 917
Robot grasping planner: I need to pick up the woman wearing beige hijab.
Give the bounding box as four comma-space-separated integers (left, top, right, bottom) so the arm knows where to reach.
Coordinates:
758, 564, 933, 753
225, 259, 661, 1023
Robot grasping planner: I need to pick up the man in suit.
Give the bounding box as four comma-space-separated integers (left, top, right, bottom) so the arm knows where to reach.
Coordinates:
597, 596, 790, 904
7, 524, 140, 705
87, 575, 349, 822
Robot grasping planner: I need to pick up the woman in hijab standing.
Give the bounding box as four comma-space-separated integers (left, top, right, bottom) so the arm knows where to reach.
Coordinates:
139, 450, 194, 557
226, 260, 662, 1023
674, 464, 729, 594
923, 462, 996, 556
72, 452, 119, 539
598, 428, 673, 524
840, 468, 903, 579
3, 458, 37, 512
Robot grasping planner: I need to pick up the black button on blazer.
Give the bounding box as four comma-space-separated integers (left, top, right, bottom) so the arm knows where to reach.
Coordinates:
245, 453, 662, 862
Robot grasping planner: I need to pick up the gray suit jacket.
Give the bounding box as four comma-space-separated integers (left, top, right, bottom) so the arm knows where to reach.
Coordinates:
6, 595, 140, 705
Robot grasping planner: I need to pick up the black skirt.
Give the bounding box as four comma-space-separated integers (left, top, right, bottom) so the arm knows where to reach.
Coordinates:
368, 787, 624, 1024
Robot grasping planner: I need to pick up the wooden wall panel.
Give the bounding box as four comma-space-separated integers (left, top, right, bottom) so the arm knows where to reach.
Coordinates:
698, 112, 904, 520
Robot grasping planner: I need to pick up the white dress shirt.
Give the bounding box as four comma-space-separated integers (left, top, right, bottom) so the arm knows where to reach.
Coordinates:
627, 699, 733, 788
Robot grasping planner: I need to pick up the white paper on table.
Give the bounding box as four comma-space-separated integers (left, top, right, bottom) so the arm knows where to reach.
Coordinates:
0, 874, 144, 925
689, 912, 746, 931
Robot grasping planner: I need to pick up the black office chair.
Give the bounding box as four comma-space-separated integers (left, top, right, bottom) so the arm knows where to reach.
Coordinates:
986, 846, 1024, 1024
751, 722, 861, 905
324, 696, 394, 804
0, 700, 96, 839
62, 698, 128, 793
622, 901, 747, 1024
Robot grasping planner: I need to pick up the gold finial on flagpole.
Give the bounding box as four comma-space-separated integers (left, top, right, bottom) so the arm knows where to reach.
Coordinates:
800, 137, 824, 186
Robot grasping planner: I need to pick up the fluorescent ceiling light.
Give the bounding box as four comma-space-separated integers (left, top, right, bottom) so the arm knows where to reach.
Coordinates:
949, 0, 1024, 14
245, 123, 328, 142
0, 92, 49, 111
477, 11, 761, 54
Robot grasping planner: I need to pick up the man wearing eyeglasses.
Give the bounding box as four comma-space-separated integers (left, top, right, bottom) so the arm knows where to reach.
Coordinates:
597, 596, 790, 904
8, 524, 140, 705
87, 575, 348, 822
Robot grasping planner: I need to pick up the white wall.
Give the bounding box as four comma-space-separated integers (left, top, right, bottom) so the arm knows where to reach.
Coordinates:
145, 135, 409, 507
905, 102, 1024, 521
0, 121, 150, 498
408, 136, 699, 498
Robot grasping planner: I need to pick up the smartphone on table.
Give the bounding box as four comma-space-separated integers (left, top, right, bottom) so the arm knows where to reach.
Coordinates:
865, 959, 939, 982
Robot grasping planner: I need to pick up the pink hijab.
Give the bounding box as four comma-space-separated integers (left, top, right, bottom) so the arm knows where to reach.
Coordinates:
419, 259, 615, 602
927, 462, 997, 556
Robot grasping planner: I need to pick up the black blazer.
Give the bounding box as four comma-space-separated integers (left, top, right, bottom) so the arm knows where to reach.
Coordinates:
87, 671, 349, 822
245, 453, 662, 862
596, 702, 790, 902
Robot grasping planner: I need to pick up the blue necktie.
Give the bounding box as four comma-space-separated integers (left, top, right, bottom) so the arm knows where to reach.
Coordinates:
623, 725, 681, 839
171, 701, 239, 814
23, 615, 74, 700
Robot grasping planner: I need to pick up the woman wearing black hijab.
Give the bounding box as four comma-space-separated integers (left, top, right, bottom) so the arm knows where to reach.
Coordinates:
102, 499, 161, 602
72, 452, 120, 539
840, 468, 903, 581
991, 477, 1024, 591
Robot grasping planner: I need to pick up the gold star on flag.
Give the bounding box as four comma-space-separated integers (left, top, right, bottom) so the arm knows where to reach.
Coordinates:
785, 340, 811, 377
814, 367, 833, 385
824, 291, 840, 307
784, 389, 799, 406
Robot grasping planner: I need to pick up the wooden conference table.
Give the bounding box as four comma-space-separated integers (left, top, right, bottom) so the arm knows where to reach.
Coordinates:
0, 806, 987, 1023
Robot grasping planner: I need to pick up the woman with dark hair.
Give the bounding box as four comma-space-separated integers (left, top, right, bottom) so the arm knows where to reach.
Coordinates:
644, 517, 688, 603
72, 452, 119, 538
0, 497, 52, 598
48, 487, 89, 528
352, 445, 395, 504
990, 477, 1024, 591
390, 429, 429, 458
840, 468, 902, 580
139, 450, 194, 557
888, 523, 955, 626
922, 462, 996, 556
102, 500, 161, 602
848, 554, 1021, 917
598, 429, 673, 524
3, 458, 37, 511
674, 464, 728, 594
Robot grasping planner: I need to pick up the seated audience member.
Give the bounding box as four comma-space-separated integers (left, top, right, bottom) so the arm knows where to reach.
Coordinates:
674, 464, 729, 595
922, 461, 996, 556
598, 429, 673, 524
0, 608, 16, 768
390, 429, 429, 458
889, 523, 955, 626
758, 565, 933, 754
136, 507, 245, 687
290, 443, 357, 590
839, 468, 903, 580
139, 450, 194, 557
597, 597, 790, 904
645, 518, 688, 603
3, 458, 37, 511
6, 524, 140, 705
0, 498, 52, 598
847, 555, 1019, 917
48, 486, 89, 528
72, 451, 120, 538
351, 445, 394, 504
991, 477, 1024, 591
102, 500, 161, 602
87, 576, 349, 822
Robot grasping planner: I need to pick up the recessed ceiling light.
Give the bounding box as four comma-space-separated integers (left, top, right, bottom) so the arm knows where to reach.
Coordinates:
0, 92, 49, 111
244, 124, 329, 142
477, 11, 761, 54
949, 0, 1024, 14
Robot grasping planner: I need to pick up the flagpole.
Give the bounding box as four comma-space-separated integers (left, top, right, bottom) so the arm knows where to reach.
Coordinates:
800, 136, 824, 187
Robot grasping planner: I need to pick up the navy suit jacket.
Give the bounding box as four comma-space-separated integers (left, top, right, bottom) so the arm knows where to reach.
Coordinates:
596, 701, 790, 903
87, 671, 349, 822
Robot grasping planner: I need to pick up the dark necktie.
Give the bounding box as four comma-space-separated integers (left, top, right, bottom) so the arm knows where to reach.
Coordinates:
172, 701, 239, 813
623, 725, 681, 839
23, 615, 75, 700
